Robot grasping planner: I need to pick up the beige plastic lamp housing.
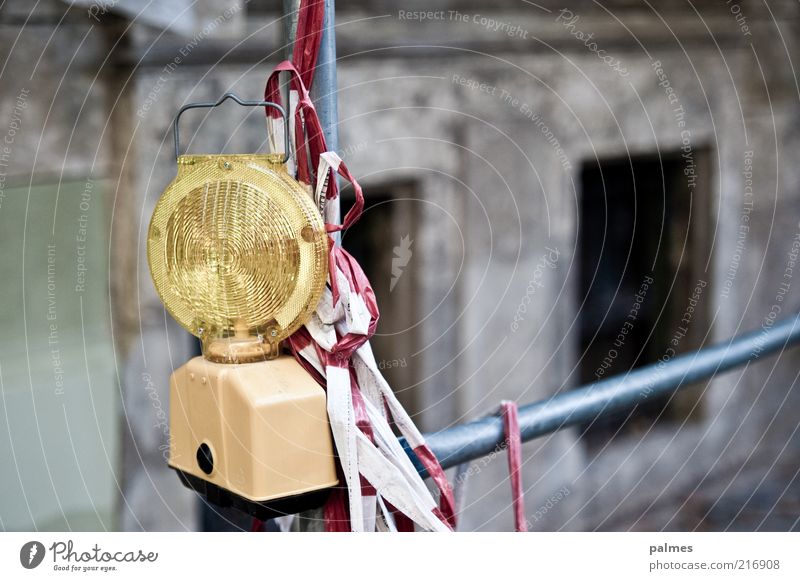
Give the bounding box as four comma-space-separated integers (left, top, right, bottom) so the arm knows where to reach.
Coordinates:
169, 355, 338, 515
147, 153, 337, 518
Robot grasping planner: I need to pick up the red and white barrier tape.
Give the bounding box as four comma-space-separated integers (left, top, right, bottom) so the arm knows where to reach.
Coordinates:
500, 401, 527, 532
259, 0, 455, 532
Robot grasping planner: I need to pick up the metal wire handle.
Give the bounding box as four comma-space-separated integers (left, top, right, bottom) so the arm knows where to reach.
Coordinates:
173, 92, 290, 163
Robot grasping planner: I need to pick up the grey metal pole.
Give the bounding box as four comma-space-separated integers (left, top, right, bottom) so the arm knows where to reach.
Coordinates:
405, 313, 800, 475
281, 0, 300, 130
281, 0, 341, 243
281, 0, 340, 531
310, 0, 339, 159
281, 0, 300, 59
311, 0, 341, 241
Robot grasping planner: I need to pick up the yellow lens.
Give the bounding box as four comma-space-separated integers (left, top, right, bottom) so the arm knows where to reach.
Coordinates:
147, 154, 328, 359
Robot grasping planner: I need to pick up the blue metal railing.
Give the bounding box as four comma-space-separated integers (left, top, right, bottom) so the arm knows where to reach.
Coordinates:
405, 313, 800, 476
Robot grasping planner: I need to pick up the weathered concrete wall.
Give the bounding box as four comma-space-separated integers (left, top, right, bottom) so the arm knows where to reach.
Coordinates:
4, 0, 800, 531
0, 1, 122, 531
106, 0, 800, 530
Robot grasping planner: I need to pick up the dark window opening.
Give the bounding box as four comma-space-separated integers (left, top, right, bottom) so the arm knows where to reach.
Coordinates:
578, 151, 710, 448
341, 182, 421, 416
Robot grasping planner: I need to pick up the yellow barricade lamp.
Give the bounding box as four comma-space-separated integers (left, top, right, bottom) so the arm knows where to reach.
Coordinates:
147, 94, 338, 519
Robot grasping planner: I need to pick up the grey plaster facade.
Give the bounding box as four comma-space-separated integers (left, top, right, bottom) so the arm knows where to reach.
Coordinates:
1, 0, 799, 531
